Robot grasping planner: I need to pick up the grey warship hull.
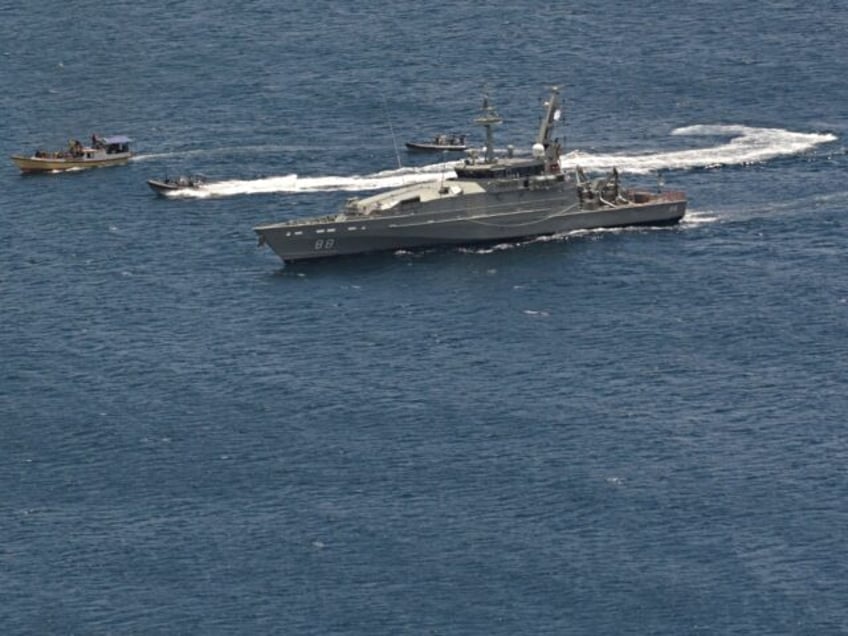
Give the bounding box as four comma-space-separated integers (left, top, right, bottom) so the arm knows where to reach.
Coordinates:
255, 180, 686, 262
254, 87, 687, 264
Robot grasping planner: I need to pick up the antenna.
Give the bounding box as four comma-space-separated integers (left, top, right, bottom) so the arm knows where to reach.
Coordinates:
439, 149, 448, 192
380, 92, 402, 170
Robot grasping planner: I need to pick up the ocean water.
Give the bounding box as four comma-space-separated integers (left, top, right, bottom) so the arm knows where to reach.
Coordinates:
2, 1, 847, 633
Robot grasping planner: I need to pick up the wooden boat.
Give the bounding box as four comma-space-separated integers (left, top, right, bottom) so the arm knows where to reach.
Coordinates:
405, 133, 468, 152
147, 175, 206, 195
11, 135, 133, 173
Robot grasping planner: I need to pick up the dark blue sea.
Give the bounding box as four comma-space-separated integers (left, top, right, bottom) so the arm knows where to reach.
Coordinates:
2, 1, 847, 633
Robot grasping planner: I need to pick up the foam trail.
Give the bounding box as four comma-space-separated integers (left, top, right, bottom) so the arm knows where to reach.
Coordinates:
562, 125, 837, 174
158, 125, 838, 198
133, 143, 319, 162
166, 162, 458, 198
133, 152, 190, 162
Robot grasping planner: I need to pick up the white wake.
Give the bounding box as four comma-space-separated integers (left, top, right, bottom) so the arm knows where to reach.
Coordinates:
152, 125, 837, 199
563, 124, 837, 174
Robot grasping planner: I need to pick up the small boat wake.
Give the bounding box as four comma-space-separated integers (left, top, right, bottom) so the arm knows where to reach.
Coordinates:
132, 143, 318, 162
153, 125, 836, 199
563, 124, 837, 174
162, 163, 454, 198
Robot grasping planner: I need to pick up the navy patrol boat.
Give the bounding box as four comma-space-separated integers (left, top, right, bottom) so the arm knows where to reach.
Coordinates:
254, 87, 686, 264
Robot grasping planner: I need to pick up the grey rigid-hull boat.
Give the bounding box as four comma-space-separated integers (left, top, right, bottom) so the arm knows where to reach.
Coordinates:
405, 133, 468, 152
254, 88, 686, 264
147, 175, 207, 195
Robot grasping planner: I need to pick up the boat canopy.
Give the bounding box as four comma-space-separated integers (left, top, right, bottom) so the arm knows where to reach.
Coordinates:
102, 135, 132, 144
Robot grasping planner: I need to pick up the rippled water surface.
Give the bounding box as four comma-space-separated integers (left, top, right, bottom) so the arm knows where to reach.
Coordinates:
2, 1, 847, 633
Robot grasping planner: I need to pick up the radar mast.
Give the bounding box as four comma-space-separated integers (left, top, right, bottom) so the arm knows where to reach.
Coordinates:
475, 94, 503, 163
